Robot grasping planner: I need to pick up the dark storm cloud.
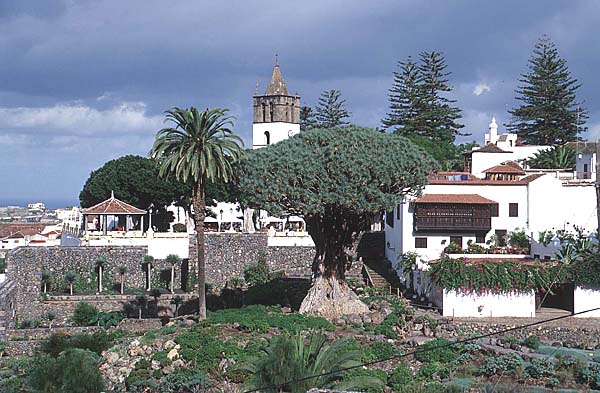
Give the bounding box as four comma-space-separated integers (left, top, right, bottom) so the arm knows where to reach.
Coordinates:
0, 0, 599, 201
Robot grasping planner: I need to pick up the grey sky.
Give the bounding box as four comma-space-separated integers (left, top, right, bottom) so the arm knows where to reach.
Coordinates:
0, 0, 598, 204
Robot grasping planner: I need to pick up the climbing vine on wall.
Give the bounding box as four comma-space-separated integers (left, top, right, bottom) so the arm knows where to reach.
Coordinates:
428, 256, 568, 293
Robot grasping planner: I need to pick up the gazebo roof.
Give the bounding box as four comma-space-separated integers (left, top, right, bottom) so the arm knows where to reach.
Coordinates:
82, 192, 146, 215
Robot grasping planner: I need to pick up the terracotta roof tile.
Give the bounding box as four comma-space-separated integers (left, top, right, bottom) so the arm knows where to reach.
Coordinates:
82, 195, 145, 215
0, 223, 46, 238
415, 194, 498, 204
483, 164, 526, 175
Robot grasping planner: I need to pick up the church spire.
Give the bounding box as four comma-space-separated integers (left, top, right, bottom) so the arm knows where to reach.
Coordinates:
265, 57, 289, 96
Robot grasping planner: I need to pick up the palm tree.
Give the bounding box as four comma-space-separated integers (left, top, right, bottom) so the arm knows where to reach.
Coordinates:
165, 254, 181, 294
41, 271, 52, 294
171, 295, 183, 317
241, 332, 382, 393
142, 255, 154, 291
95, 256, 107, 293
135, 295, 147, 320
149, 107, 245, 319
118, 266, 127, 294
65, 271, 77, 295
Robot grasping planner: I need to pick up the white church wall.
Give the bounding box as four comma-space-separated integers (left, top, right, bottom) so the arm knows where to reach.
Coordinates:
574, 286, 600, 318
252, 122, 300, 149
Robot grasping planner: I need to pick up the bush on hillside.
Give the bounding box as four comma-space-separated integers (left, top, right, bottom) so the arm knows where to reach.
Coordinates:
72, 302, 99, 326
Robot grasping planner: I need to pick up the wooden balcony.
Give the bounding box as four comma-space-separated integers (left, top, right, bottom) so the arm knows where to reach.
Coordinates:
414, 202, 493, 232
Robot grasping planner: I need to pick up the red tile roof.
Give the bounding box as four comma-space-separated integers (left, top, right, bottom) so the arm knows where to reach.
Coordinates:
82, 195, 146, 215
483, 164, 526, 175
415, 194, 498, 205
0, 223, 46, 238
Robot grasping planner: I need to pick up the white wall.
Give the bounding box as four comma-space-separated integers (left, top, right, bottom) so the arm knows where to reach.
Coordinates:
573, 286, 600, 318
470, 146, 549, 178
437, 288, 536, 318
86, 234, 190, 259
252, 122, 300, 149
267, 236, 315, 247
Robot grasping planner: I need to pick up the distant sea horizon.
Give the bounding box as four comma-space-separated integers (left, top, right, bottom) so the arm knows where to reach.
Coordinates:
0, 198, 80, 210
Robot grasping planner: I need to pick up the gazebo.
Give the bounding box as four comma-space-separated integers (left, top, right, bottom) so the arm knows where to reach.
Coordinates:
81, 192, 146, 235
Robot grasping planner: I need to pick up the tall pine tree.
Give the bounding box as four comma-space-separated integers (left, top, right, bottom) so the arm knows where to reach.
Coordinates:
507, 36, 587, 145
381, 57, 424, 136
300, 106, 317, 131
417, 51, 464, 142
315, 89, 350, 128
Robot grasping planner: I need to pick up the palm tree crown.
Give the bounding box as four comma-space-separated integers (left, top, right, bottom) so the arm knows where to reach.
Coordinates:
149, 107, 244, 184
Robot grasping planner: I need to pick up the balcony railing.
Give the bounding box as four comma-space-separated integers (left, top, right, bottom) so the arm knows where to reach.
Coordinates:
415, 216, 491, 231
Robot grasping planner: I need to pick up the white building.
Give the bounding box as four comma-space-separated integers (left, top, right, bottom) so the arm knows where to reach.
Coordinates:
252, 60, 300, 149
385, 118, 598, 317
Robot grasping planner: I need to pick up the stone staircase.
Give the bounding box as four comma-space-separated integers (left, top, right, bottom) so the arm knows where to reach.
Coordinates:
356, 231, 402, 293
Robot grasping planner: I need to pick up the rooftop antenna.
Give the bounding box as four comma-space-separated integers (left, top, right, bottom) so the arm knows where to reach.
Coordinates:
255, 82, 259, 95
275, 53, 279, 66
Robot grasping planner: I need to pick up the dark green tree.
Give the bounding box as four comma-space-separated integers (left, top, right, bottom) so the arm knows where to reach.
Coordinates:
507, 36, 588, 145
417, 51, 464, 142
238, 126, 435, 318
79, 155, 189, 231
300, 106, 317, 131
527, 145, 575, 169
407, 135, 477, 171
382, 57, 424, 135
315, 90, 350, 128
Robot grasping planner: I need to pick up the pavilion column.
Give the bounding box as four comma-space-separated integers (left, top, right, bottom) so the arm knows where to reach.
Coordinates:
125, 215, 130, 231
141, 215, 144, 233
103, 215, 107, 235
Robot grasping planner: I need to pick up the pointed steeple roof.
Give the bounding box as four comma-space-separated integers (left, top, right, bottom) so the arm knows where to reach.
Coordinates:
265, 59, 289, 96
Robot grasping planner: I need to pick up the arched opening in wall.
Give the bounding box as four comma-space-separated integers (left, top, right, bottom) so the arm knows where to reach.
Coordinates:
264, 131, 271, 145
261, 103, 266, 122
269, 102, 274, 121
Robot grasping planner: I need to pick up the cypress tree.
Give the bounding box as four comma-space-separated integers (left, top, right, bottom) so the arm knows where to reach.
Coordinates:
315, 89, 350, 128
382, 57, 424, 136
417, 51, 464, 143
507, 36, 587, 145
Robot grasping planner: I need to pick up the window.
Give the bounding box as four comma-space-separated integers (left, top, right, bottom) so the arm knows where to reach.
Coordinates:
476, 234, 486, 244
544, 255, 551, 261
495, 229, 507, 246
386, 210, 394, 228
415, 237, 427, 248
449, 236, 462, 248
396, 204, 401, 220
509, 203, 518, 217
491, 204, 499, 217
533, 254, 540, 260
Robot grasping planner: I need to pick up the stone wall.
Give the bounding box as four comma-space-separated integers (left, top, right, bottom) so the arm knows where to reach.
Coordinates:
189, 233, 362, 286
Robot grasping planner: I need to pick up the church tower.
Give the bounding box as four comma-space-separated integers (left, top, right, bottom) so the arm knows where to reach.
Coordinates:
252, 60, 300, 149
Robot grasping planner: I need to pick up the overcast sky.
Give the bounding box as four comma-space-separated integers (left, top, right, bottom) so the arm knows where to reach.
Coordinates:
1, 1, 599, 205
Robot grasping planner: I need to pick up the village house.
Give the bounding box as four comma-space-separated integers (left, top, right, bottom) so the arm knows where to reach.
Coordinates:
385, 118, 598, 317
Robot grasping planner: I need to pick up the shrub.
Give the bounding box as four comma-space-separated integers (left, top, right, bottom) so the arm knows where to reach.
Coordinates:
172, 223, 187, 232
522, 335, 541, 350
389, 364, 413, 390
416, 362, 450, 381
91, 311, 123, 329
340, 368, 387, 393
243, 253, 271, 287
524, 358, 555, 379
159, 369, 209, 391
414, 338, 457, 364
478, 354, 522, 377
27, 349, 105, 393
577, 362, 600, 389
125, 369, 155, 391
42, 331, 115, 357
72, 302, 99, 326
363, 341, 400, 362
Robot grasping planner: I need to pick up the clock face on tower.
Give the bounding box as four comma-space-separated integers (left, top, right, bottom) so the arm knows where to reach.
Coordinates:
288, 129, 294, 137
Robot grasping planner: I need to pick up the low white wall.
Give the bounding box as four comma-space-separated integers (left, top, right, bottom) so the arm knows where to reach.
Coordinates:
573, 285, 600, 318
85, 234, 190, 259
267, 236, 315, 247
440, 288, 536, 318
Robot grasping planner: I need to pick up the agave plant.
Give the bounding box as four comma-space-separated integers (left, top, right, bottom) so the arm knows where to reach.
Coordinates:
241, 332, 384, 393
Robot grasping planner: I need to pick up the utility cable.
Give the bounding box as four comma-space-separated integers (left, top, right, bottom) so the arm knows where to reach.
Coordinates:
243, 306, 600, 393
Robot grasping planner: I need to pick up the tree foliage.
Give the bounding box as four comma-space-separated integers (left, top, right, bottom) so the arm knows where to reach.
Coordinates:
407, 134, 477, 171
300, 106, 317, 131
79, 155, 188, 231
238, 126, 436, 281
383, 52, 464, 143
315, 90, 351, 128
149, 107, 245, 319
507, 36, 587, 145
527, 145, 575, 169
